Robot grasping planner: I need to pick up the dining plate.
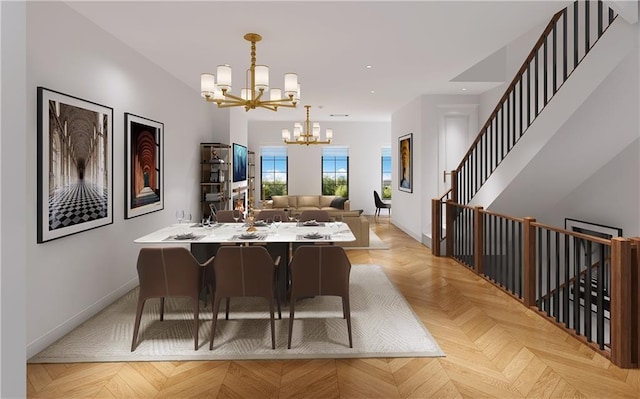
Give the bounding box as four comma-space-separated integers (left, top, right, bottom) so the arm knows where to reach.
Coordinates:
304, 233, 323, 239
240, 233, 258, 239
174, 233, 195, 240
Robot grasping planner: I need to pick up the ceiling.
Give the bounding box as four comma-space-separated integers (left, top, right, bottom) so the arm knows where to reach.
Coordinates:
65, 1, 569, 123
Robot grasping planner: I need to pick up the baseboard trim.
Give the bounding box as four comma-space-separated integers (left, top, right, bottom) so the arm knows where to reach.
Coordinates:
27, 278, 139, 358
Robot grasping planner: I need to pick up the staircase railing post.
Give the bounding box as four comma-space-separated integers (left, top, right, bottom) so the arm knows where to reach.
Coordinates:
610, 237, 633, 368
474, 206, 484, 275
631, 238, 640, 367
523, 217, 537, 307
446, 200, 454, 257
450, 170, 458, 204
432, 198, 442, 257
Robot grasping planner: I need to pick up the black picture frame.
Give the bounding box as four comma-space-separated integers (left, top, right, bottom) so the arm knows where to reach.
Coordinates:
398, 133, 413, 193
564, 218, 622, 319
233, 143, 247, 182
124, 113, 164, 219
37, 87, 113, 243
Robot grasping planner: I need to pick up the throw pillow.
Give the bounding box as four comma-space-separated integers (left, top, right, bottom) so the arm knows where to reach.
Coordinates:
330, 197, 348, 210
272, 196, 289, 208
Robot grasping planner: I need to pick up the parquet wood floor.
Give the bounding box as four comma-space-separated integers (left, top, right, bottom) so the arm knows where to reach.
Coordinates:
27, 217, 640, 398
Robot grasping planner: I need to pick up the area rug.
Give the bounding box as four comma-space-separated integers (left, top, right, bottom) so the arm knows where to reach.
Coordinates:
344, 230, 389, 250
29, 265, 444, 363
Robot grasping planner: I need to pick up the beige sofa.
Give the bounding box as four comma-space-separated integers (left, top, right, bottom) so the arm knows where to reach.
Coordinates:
263, 195, 350, 212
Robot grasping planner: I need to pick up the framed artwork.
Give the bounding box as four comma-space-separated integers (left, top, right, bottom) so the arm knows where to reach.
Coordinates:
125, 113, 164, 219
565, 218, 622, 319
398, 133, 413, 193
233, 143, 248, 182
37, 87, 113, 243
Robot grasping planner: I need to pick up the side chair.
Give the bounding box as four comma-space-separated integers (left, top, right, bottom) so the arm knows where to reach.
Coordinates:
131, 247, 214, 351
209, 246, 282, 350
287, 245, 353, 349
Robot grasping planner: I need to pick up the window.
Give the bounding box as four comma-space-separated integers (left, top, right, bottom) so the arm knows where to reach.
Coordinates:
261, 147, 287, 200
321, 147, 348, 198
381, 147, 392, 199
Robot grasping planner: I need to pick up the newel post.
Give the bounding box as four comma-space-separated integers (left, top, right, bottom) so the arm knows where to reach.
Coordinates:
446, 200, 454, 257
522, 217, 537, 307
631, 238, 640, 368
450, 171, 458, 204
474, 206, 484, 275
431, 199, 442, 257
610, 237, 633, 368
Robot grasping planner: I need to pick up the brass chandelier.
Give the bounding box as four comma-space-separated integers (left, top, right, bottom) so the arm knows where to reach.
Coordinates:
200, 33, 300, 112
282, 105, 333, 145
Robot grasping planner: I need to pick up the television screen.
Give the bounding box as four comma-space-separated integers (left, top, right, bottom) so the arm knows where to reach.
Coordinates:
232, 143, 247, 182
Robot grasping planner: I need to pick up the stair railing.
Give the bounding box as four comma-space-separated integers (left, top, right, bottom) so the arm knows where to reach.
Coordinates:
452, 0, 618, 205
444, 200, 639, 369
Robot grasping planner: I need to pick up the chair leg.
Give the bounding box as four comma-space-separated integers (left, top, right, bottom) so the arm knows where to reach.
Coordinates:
269, 297, 276, 349
287, 299, 296, 349
193, 297, 199, 351
343, 295, 353, 348
160, 297, 165, 321
131, 298, 146, 352
209, 296, 222, 350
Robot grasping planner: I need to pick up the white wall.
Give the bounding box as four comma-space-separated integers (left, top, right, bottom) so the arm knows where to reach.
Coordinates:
391, 97, 423, 240
539, 138, 640, 237
1, 2, 27, 396
25, 2, 219, 357
248, 120, 391, 214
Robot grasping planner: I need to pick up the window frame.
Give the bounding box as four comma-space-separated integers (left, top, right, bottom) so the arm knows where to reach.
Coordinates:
260, 153, 288, 200
321, 150, 349, 198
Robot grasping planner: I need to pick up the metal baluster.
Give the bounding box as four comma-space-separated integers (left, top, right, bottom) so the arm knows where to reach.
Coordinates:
597, 0, 603, 37
573, 236, 580, 331
563, 8, 568, 80
596, 242, 605, 349
553, 21, 558, 95
537, 228, 543, 309
585, 0, 590, 54
543, 36, 548, 106
554, 231, 560, 319
546, 229, 551, 313
574, 1, 579, 69
517, 223, 523, 297
519, 77, 523, 138
564, 234, 570, 328
584, 240, 592, 341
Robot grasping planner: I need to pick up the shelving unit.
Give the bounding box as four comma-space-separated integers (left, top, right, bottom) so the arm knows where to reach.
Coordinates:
247, 150, 256, 208
199, 143, 230, 219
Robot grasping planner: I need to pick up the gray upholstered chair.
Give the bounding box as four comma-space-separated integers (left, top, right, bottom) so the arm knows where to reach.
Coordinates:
209, 246, 281, 350
287, 245, 353, 349
131, 247, 214, 351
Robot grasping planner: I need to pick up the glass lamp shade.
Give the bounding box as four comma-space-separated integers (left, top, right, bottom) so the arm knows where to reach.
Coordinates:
201, 73, 216, 97
295, 84, 301, 101
284, 73, 298, 96
255, 65, 269, 90
216, 65, 232, 90
240, 88, 251, 101
312, 126, 320, 137
293, 126, 301, 138
282, 129, 291, 140
213, 88, 224, 100
270, 88, 282, 101
326, 129, 333, 140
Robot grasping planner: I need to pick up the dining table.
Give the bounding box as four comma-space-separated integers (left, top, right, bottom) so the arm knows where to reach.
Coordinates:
134, 220, 355, 300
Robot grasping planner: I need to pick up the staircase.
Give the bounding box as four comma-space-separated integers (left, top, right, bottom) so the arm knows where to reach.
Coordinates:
449, 1, 636, 216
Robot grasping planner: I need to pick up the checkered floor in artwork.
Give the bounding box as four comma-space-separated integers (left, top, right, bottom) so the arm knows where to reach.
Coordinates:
48, 181, 108, 230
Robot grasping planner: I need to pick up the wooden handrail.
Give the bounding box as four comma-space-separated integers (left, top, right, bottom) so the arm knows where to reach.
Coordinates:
479, 209, 525, 223
455, 9, 565, 172
439, 188, 452, 202
532, 221, 612, 245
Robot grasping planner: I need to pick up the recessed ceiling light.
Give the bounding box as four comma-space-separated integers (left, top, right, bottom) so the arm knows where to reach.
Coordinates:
370, 90, 375, 94
461, 88, 468, 91
365, 65, 373, 69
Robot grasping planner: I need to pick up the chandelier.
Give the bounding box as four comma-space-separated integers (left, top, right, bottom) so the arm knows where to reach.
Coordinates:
200, 33, 300, 112
282, 105, 333, 145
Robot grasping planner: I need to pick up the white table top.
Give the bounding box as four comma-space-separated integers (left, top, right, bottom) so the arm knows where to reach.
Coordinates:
134, 221, 355, 244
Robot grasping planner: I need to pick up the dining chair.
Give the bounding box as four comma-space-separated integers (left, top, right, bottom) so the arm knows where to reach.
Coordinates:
209, 246, 282, 350
216, 210, 244, 222
254, 209, 288, 222
373, 190, 391, 217
287, 245, 353, 349
131, 247, 215, 351
298, 210, 331, 222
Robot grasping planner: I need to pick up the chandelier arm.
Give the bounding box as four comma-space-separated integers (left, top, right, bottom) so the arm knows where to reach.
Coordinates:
258, 104, 277, 111
216, 102, 249, 109
221, 92, 246, 102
